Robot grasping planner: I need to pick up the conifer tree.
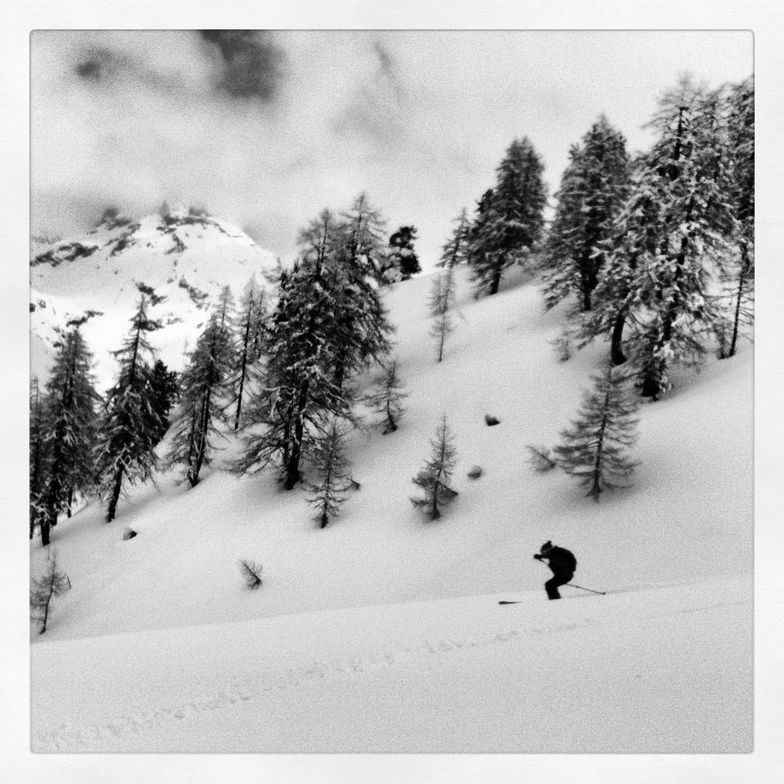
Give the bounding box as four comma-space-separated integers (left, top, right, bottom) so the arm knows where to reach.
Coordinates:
299, 204, 394, 393
215, 285, 236, 331
631, 80, 734, 398
235, 260, 353, 490
429, 267, 456, 362
465, 189, 494, 295
306, 418, 356, 528
718, 76, 754, 358
411, 414, 458, 520
437, 207, 471, 269
541, 116, 631, 313
582, 78, 736, 393
387, 225, 421, 280
30, 549, 71, 634
29, 377, 48, 540
232, 276, 268, 430
468, 138, 547, 296
579, 155, 662, 365
165, 310, 235, 487
553, 362, 641, 501
96, 296, 165, 522
339, 192, 389, 285
39, 326, 100, 545
147, 359, 179, 445
364, 358, 409, 434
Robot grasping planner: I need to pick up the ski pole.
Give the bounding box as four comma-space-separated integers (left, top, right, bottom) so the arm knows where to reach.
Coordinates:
566, 583, 606, 595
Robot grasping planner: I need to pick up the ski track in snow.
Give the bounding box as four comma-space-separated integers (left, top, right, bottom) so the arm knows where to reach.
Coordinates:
32, 591, 744, 752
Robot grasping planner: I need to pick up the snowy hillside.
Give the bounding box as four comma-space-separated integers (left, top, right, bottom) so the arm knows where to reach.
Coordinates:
30, 207, 278, 389
30, 264, 753, 753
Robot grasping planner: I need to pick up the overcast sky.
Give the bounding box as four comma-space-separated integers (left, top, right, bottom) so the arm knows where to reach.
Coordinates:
30, 30, 752, 267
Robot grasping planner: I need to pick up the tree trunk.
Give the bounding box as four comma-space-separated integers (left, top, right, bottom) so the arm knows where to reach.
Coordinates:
610, 308, 628, 365
284, 381, 309, 490
106, 467, 124, 522
489, 267, 502, 296
728, 241, 749, 358
235, 314, 252, 430
39, 590, 52, 634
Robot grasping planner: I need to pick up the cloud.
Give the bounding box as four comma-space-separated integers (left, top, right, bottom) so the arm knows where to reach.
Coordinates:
30, 30, 752, 267
199, 30, 286, 101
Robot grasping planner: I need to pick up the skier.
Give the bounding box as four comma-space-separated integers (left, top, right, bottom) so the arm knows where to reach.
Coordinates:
533, 540, 577, 600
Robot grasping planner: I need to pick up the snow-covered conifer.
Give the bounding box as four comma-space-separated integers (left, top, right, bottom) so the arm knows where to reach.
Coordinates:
38, 326, 100, 545
364, 359, 409, 434
468, 138, 547, 296
583, 78, 736, 394
631, 80, 734, 397
232, 276, 268, 430
541, 116, 631, 314
96, 296, 165, 522
411, 414, 458, 520
717, 76, 754, 358
553, 362, 641, 501
235, 259, 354, 490
165, 310, 235, 487
29, 377, 48, 540
147, 359, 179, 445
306, 418, 356, 528
339, 192, 389, 285
387, 225, 421, 280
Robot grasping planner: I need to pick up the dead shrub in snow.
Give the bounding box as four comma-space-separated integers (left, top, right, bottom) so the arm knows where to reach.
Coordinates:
239, 559, 263, 589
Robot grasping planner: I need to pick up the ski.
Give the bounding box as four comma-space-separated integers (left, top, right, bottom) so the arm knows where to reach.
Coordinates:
498, 600, 521, 605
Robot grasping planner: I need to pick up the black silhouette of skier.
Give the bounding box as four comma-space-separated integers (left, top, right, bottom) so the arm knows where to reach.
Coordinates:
534, 540, 577, 600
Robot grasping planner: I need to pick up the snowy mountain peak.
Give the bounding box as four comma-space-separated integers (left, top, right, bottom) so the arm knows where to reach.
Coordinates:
30, 208, 278, 389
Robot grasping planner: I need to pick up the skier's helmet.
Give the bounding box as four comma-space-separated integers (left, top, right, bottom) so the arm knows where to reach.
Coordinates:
541, 540, 554, 553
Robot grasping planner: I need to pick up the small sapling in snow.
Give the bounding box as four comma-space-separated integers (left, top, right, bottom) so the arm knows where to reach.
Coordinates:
30, 550, 71, 634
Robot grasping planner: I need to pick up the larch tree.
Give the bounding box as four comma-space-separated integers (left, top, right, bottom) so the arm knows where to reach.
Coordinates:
165, 310, 235, 487
38, 325, 100, 545
578, 156, 662, 366
96, 296, 165, 522
553, 361, 641, 501
305, 418, 356, 529
630, 79, 734, 398
437, 207, 471, 269
429, 266, 457, 362
541, 116, 631, 314
30, 549, 71, 634
469, 138, 547, 296
147, 359, 179, 446
581, 78, 737, 393
364, 358, 409, 434
411, 414, 458, 521
331, 196, 395, 389
235, 261, 353, 490
29, 377, 48, 540
232, 276, 268, 430
717, 76, 754, 359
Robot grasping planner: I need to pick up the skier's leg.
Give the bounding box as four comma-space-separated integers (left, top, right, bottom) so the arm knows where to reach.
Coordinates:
545, 576, 561, 600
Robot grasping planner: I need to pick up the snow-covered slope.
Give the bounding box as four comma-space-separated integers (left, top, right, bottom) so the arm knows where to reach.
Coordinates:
30, 207, 278, 389
29, 264, 753, 753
